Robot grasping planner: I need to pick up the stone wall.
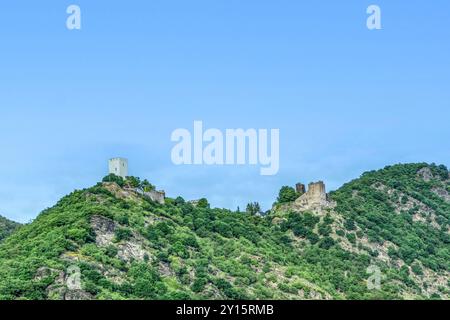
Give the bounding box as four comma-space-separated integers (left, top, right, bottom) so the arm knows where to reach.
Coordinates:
143, 190, 165, 205
134, 188, 165, 205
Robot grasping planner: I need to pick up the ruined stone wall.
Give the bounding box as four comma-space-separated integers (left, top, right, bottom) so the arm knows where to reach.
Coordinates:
307, 181, 326, 199
134, 188, 165, 205
296, 183, 306, 195
293, 181, 330, 211
143, 190, 165, 205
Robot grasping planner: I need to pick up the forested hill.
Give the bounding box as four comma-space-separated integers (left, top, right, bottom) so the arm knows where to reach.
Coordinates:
0, 163, 448, 300
0, 215, 21, 242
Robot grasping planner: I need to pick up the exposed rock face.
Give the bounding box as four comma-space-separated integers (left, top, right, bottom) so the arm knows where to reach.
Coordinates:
34, 267, 64, 282
102, 182, 166, 205
372, 182, 441, 228
102, 182, 134, 199
90, 215, 148, 263
189, 200, 200, 207
117, 241, 147, 262
418, 167, 433, 182
34, 267, 93, 300
432, 187, 450, 202
91, 215, 116, 246
64, 290, 94, 300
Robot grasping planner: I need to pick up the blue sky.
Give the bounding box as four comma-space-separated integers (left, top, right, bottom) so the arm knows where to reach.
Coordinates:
0, 1, 449, 223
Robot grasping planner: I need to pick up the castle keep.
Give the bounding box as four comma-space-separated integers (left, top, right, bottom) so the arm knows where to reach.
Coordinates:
109, 158, 128, 179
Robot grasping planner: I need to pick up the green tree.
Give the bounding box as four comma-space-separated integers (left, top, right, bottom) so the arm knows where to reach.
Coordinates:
246, 202, 261, 215
141, 179, 155, 192
125, 176, 141, 188
114, 227, 132, 242
197, 198, 210, 209
102, 174, 125, 187
277, 186, 298, 204
174, 196, 186, 206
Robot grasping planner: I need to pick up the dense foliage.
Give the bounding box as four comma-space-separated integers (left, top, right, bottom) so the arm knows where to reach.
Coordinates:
277, 186, 299, 204
246, 202, 262, 215
331, 163, 450, 273
0, 215, 21, 242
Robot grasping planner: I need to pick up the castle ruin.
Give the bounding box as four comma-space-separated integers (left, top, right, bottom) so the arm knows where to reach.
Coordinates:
296, 183, 306, 195
278, 181, 334, 213
136, 189, 166, 205
296, 181, 328, 207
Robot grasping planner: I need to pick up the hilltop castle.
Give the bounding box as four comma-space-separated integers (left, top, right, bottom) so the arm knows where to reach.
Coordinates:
107, 158, 166, 205
296, 181, 329, 208
278, 181, 334, 213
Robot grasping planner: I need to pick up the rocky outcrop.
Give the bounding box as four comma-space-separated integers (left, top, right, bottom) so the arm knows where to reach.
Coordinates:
117, 241, 147, 262
34, 266, 64, 282
34, 266, 93, 300
64, 290, 94, 300
102, 182, 166, 205
90, 215, 148, 263
432, 187, 450, 203
91, 215, 116, 246
417, 167, 434, 182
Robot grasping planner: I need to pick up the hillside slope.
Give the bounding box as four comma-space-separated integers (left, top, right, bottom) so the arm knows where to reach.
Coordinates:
0, 215, 21, 242
0, 163, 448, 300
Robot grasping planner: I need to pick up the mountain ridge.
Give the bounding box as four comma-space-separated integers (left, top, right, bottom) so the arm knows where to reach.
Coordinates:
0, 215, 21, 242
0, 162, 448, 300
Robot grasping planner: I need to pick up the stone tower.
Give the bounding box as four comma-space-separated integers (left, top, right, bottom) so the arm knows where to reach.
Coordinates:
307, 181, 326, 200
296, 183, 306, 195
294, 181, 330, 211
109, 158, 128, 178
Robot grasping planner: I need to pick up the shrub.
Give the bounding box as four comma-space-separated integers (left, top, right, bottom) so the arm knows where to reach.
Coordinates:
102, 174, 125, 187
197, 198, 210, 209
114, 227, 132, 242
